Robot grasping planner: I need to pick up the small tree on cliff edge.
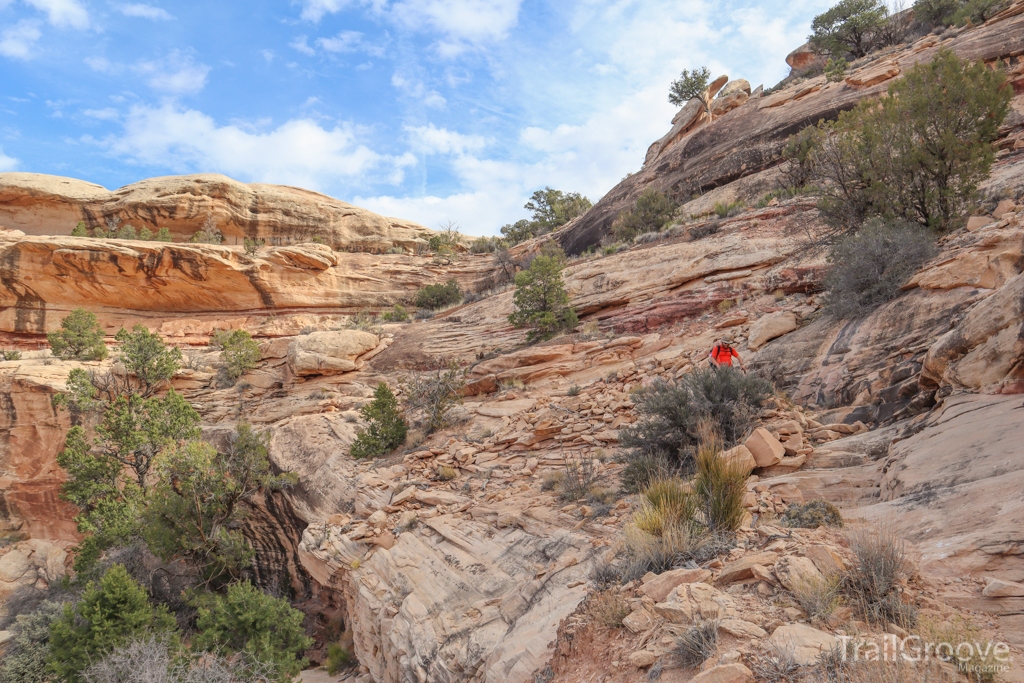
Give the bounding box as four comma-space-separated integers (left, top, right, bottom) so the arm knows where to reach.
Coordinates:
48, 308, 108, 361
350, 383, 407, 459
508, 242, 578, 343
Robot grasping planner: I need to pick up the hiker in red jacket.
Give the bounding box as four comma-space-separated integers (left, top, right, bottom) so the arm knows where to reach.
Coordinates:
709, 337, 746, 372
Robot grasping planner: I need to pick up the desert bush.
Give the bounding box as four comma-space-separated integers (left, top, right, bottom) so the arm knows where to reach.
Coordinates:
243, 237, 265, 256
750, 642, 801, 683
668, 66, 711, 107
809, 0, 889, 58
508, 243, 578, 343
781, 499, 844, 528
48, 564, 178, 683
83, 636, 279, 683
914, 0, 1008, 26
823, 219, 937, 318
559, 454, 598, 502
381, 305, 410, 323
805, 50, 1011, 235
919, 615, 1003, 682
498, 188, 592, 246
713, 200, 743, 218
0, 349, 21, 360
143, 424, 294, 586
402, 361, 465, 433
789, 574, 843, 623
687, 223, 720, 241
621, 368, 771, 488
470, 236, 504, 253
436, 465, 458, 481
587, 590, 631, 628
211, 329, 260, 381
190, 216, 223, 245
621, 524, 704, 577
72, 221, 89, 236
843, 528, 917, 628
540, 470, 563, 492
48, 308, 108, 361
350, 385, 405, 458
633, 477, 697, 537
155, 228, 173, 242
0, 600, 65, 683
612, 188, 679, 242
691, 437, 747, 534
674, 620, 719, 668
825, 56, 848, 82
191, 581, 312, 682
415, 279, 462, 310
325, 642, 354, 675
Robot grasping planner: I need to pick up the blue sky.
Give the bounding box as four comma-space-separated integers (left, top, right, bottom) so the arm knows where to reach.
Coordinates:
0, 0, 834, 235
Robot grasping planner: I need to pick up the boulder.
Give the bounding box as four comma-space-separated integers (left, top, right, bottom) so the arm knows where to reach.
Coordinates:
804, 544, 846, 576
629, 650, 660, 668
786, 42, 826, 72
748, 311, 799, 350
0, 548, 32, 584
720, 445, 757, 474
719, 618, 768, 639
287, 330, 378, 376
993, 200, 1016, 218
983, 578, 1024, 598
744, 428, 785, 468
768, 623, 839, 665
717, 552, 779, 584
689, 663, 754, 683
653, 583, 736, 624
845, 61, 900, 87
966, 216, 995, 231
719, 79, 752, 98
642, 567, 713, 602
623, 607, 657, 633
774, 556, 824, 592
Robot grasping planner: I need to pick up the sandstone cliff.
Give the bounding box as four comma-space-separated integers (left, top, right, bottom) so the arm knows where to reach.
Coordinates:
0, 172, 432, 252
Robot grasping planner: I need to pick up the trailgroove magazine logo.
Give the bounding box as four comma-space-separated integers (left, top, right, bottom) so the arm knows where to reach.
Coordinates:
837, 634, 1012, 675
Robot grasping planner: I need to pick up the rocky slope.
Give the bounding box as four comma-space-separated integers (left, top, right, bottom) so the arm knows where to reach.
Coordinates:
0, 173, 431, 251
2, 7, 1024, 683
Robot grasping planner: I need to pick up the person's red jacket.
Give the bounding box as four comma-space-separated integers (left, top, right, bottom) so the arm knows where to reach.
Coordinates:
710, 343, 741, 367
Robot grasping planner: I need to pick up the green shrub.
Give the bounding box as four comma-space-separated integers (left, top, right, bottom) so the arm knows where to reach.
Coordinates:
243, 236, 265, 255
499, 188, 592, 246
713, 200, 743, 218
155, 228, 172, 242
415, 279, 462, 310
809, 0, 888, 58
326, 642, 353, 675
48, 308, 108, 361
212, 328, 260, 380
350, 383, 407, 459
781, 499, 844, 528
824, 56, 847, 82
138, 227, 153, 240
470, 236, 504, 253
402, 362, 465, 433
823, 219, 937, 318
807, 50, 1011, 235
144, 425, 294, 585
71, 221, 88, 237
612, 188, 678, 242
0, 601, 65, 683
47, 564, 177, 683
914, 0, 1008, 26
1, 349, 22, 361
621, 368, 771, 488
116, 224, 138, 240
191, 581, 312, 682
668, 66, 711, 107
508, 243, 578, 343
381, 304, 410, 323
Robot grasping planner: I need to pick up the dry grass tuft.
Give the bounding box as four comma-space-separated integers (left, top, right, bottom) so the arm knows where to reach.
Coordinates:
587, 590, 631, 628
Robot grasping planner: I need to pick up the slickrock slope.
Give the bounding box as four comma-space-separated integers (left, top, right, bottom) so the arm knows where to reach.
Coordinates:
0, 173, 431, 251
557, 7, 1024, 253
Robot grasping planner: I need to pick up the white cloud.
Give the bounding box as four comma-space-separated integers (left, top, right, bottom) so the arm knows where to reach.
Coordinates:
102, 104, 417, 191
0, 146, 18, 171
290, 36, 315, 56
83, 107, 120, 120
0, 20, 42, 59
23, 0, 89, 29
134, 51, 210, 95
119, 3, 174, 20
389, 0, 522, 43
300, 0, 352, 21
260, 49, 274, 62
317, 30, 385, 57
405, 123, 487, 156
85, 55, 111, 71
391, 73, 445, 108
